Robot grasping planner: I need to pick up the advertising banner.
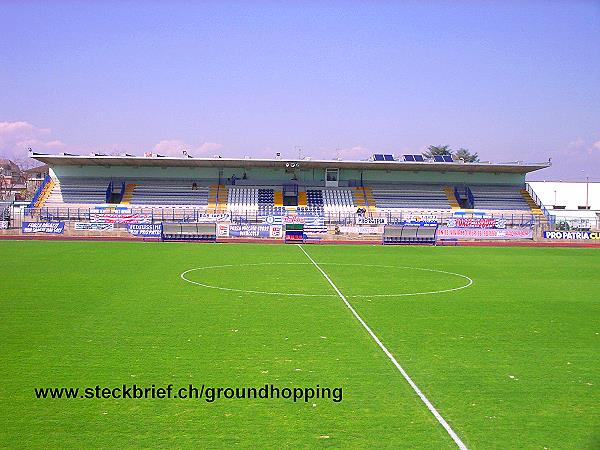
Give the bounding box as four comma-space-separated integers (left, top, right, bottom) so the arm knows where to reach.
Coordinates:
22, 222, 65, 234
437, 227, 533, 240
446, 217, 506, 229
127, 223, 163, 237
74, 222, 114, 231
356, 217, 387, 225
389, 220, 438, 227
265, 215, 325, 232
339, 226, 384, 234
282, 216, 305, 224
229, 224, 272, 237
269, 225, 283, 238
543, 231, 600, 240
303, 217, 326, 233
453, 211, 489, 218
403, 214, 439, 222
553, 218, 592, 230
90, 213, 152, 224
217, 223, 230, 237
196, 213, 231, 223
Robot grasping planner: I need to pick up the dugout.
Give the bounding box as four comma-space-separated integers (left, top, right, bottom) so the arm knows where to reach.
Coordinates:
162, 223, 216, 241
383, 225, 437, 245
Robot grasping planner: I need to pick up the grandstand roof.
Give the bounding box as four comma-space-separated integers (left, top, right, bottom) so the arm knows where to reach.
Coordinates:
31, 153, 550, 174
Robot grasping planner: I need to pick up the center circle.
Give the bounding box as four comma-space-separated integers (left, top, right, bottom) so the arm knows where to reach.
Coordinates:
180, 263, 473, 298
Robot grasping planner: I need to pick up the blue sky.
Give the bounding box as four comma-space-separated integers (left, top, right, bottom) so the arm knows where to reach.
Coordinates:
1, 1, 599, 180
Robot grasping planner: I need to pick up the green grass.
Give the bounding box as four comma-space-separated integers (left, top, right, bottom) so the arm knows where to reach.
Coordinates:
1, 241, 599, 449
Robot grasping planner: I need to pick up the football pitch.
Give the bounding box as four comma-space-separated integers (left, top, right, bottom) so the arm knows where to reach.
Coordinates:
1, 241, 599, 448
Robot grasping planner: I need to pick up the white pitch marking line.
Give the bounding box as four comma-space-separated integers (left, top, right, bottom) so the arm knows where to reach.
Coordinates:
297, 244, 468, 450
180, 263, 329, 297
180, 262, 473, 298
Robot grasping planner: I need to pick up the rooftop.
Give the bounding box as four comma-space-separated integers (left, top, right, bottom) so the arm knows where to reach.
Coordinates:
31, 152, 550, 175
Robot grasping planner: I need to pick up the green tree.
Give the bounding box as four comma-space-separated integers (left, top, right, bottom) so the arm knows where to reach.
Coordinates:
422, 145, 452, 159
455, 148, 479, 162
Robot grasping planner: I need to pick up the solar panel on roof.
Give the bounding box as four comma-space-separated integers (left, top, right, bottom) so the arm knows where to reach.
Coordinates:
373, 154, 384, 161
384, 154, 394, 161
433, 155, 444, 162
443, 155, 454, 162
414, 155, 424, 162
403, 155, 415, 161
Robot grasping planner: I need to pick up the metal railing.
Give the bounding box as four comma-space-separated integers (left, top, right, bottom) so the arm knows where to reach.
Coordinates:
525, 182, 553, 222
27, 174, 50, 209
21, 205, 544, 228
466, 186, 475, 209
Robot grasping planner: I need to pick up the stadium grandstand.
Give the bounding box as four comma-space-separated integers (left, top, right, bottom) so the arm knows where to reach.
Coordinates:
25, 152, 548, 220
0, 150, 572, 243
2, 149, 596, 242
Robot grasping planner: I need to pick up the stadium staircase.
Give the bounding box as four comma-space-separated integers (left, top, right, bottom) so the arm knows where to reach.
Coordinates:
297, 190, 307, 207
353, 187, 376, 212
208, 184, 228, 212
216, 185, 228, 212
208, 185, 218, 210
353, 187, 366, 209
443, 186, 460, 209
274, 190, 283, 207
34, 178, 56, 208
120, 184, 136, 204
364, 187, 376, 213
520, 189, 543, 216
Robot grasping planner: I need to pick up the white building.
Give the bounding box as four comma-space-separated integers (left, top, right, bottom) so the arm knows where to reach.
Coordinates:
529, 181, 600, 230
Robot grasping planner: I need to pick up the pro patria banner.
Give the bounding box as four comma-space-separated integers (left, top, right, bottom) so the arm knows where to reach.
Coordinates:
543, 231, 600, 240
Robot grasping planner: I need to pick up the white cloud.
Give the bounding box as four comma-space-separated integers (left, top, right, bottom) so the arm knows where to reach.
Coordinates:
335, 145, 371, 160
153, 139, 223, 157
563, 138, 587, 155
196, 142, 223, 154
152, 139, 187, 156
560, 137, 600, 156
0, 121, 65, 160
531, 136, 600, 181
0, 122, 225, 162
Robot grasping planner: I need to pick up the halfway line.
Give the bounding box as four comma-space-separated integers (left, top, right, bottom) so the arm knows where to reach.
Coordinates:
296, 244, 467, 450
